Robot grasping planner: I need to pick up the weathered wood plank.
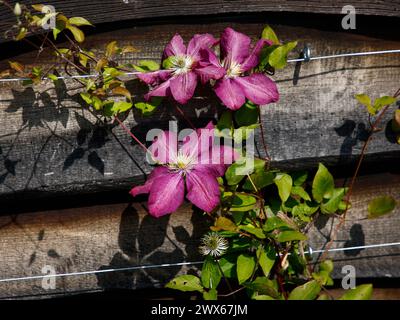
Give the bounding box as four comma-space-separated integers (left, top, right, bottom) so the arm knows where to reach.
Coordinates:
0, 173, 398, 298
0, 22, 399, 200
0, 0, 399, 37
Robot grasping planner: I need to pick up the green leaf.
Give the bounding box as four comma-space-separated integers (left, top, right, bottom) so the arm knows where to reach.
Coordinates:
80, 92, 92, 104
321, 188, 347, 214
276, 230, 307, 243
257, 245, 276, 277
165, 275, 204, 292
53, 19, 65, 40
288, 280, 321, 300
274, 173, 293, 202
234, 101, 259, 126
66, 25, 85, 43
263, 216, 293, 232
320, 260, 334, 273
292, 203, 319, 218
291, 186, 311, 201
69, 17, 93, 27
133, 60, 160, 72
230, 194, 257, 212
245, 277, 280, 299
339, 284, 373, 300
47, 73, 58, 81
373, 96, 396, 112
292, 171, 308, 186
201, 256, 221, 289
237, 254, 256, 284
210, 216, 237, 232
134, 97, 162, 116
219, 255, 237, 278
261, 25, 280, 45
355, 94, 376, 115
162, 56, 176, 69
109, 101, 133, 115
203, 289, 218, 300
312, 163, 334, 203
233, 124, 259, 142
367, 195, 397, 219
225, 159, 265, 185
243, 171, 275, 191
239, 224, 266, 239
268, 41, 298, 69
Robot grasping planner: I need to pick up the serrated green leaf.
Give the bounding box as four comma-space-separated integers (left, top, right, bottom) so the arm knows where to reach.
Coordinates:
274, 173, 293, 202
165, 275, 204, 292
339, 284, 373, 300
237, 254, 256, 284
367, 195, 397, 219
201, 256, 221, 289
261, 25, 280, 45
288, 280, 321, 300
276, 230, 307, 242
312, 163, 334, 203
321, 188, 347, 214
268, 41, 298, 69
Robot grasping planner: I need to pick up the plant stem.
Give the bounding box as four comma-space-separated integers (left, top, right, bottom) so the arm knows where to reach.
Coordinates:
215, 258, 236, 300
114, 115, 149, 153
257, 106, 271, 165
175, 104, 196, 130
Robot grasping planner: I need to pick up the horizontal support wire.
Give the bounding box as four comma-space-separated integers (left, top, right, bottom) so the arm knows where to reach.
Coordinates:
0, 241, 399, 284
0, 48, 399, 83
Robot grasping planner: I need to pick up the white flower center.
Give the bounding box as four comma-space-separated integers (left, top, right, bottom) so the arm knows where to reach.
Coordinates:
224, 60, 242, 78
171, 55, 194, 75
168, 151, 195, 172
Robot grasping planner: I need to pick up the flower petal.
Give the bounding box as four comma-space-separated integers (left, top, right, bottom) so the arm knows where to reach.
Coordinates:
241, 39, 271, 72
220, 27, 251, 64
148, 171, 185, 217
214, 78, 246, 110
149, 131, 178, 164
186, 169, 220, 212
170, 72, 198, 105
163, 34, 186, 58
198, 145, 239, 177
196, 48, 225, 84
129, 166, 169, 196
187, 33, 218, 60
145, 79, 171, 101
235, 73, 279, 105
137, 70, 172, 85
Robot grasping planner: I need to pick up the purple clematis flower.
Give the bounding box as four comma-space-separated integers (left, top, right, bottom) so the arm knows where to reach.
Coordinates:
197, 27, 279, 110
130, 123, 238, 218
137, 33, 221, 105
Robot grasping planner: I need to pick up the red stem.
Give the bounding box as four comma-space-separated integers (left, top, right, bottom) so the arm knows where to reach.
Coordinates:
114, 115, 148, 152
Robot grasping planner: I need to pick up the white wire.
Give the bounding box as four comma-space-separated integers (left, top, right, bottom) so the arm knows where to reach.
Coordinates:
0, 241, 399, 284
0, 49, 399, 83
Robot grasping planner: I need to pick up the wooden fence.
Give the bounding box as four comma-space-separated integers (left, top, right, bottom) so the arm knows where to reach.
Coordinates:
0, 0, 399, 298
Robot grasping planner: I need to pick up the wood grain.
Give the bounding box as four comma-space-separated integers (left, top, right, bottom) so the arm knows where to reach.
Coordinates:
0, 0, 399, 36
0, 173, 398, 298
0, 22, 399, 200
